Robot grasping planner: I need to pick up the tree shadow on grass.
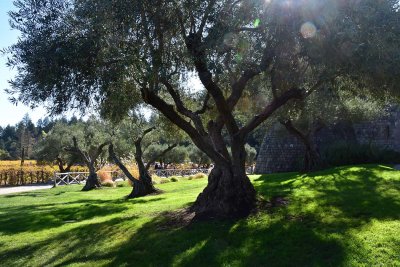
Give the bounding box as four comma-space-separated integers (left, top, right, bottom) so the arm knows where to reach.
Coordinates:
0, 210, 345, 267
254, 165, 400, 223
2, 190, 54, 198
0, 197, 164, 234
108, 214, 344, 267
0, 216, 138, 267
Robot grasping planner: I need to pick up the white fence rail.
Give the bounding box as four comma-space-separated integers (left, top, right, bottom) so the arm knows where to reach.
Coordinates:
53, 171, 118, 187
53, 172, 88, 186
54, 166, 254, 186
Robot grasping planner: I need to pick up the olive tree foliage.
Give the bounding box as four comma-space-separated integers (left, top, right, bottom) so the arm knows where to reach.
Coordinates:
187, 145, 212, 166
34, 122, 80, 172
162, 145, 188, 164
6, 0, 400, 218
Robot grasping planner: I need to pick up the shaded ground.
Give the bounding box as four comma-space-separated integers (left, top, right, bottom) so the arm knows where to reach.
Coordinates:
0, 164, 399, 266
0, 184, 53, 195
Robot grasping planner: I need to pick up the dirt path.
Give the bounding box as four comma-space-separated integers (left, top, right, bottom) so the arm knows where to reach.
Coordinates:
0, 184, 53, 195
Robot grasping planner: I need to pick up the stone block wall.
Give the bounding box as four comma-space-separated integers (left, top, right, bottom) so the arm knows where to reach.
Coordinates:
255, 107, 400, 174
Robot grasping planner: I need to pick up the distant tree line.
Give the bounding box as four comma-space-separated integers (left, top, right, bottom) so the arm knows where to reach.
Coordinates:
0, 114, 81, 161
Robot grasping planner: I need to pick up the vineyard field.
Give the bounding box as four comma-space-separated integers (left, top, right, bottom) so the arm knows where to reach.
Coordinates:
0, 160, 87, 186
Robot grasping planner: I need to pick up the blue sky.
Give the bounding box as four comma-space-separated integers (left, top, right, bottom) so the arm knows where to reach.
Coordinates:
0, 1, 47, 127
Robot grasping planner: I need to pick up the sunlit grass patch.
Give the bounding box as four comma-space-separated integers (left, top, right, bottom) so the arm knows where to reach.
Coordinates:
0, 164, 399, 266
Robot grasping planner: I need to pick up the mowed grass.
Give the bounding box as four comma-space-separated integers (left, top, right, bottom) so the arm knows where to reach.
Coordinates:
0, 164, 399, 267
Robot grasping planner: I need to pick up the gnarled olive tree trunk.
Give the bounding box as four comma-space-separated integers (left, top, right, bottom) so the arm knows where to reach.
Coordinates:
141, 29, 306, 219
191, 164, 256, 219
109, 133, 176, 198
65, 137, 108, 191
109, 143, 152, 197
82, 162, 102, 191
190, 136, 256, 219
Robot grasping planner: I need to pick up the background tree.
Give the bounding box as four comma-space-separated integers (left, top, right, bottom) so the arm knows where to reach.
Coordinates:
162, 146, 188, 165
277, 84, 388, 171
34, 122, 80, 172
6, 0, 400, 218
64, 119, 110, 191
0, 149, 10, 160
187, 145, 212, 167
109, 111, 179, 198
0, 125, 17, 159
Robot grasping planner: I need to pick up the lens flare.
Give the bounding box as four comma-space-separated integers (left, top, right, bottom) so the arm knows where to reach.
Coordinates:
300, 22, 317, 39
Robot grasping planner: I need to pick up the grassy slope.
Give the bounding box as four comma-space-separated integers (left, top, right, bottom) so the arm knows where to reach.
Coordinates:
0, 164, 399, 267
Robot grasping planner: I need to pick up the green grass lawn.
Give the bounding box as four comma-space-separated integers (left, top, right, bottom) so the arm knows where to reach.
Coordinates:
0, 164, 399, 267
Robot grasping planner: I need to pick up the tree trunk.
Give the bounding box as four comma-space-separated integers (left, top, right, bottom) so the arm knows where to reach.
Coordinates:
64, 165, 72, 173
58, 164, 66, 173
128, 167, 156, 198
191, 139, 256, 219
304, 142, 322, 172
281, 119, 323, 172
56, 157, 68, 173
108, 144, 157, 198
82, 163, 101, 191
20, 147, 25, 167
130, 141, 158, 198
190, 163, 256, 219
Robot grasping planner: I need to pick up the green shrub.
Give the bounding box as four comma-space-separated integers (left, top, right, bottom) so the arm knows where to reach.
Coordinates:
159, 178, 171, 184
170, 177, 179, 182
322, 142, 400, 167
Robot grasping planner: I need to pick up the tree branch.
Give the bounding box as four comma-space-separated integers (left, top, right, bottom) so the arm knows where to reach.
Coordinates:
227, 68, 261, 110
198, 0, 216, 36
140, 126, 156, 141
108, 143, 139, 184
185, 33, 239, 135
145, 143, 177, 170
160, 78, 208, 136
239, 88, 304, 138
141, 86, 229, 165
194, 93, 210, 115
279, 119, 309, 144
64, 136, 89, 164
92, 141, 111, 163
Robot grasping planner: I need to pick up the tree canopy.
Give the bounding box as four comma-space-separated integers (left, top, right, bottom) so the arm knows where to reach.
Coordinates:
6, 0, 400, 218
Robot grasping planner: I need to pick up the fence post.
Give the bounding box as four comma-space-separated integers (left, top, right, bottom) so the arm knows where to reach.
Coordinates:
53, 172, 57, 187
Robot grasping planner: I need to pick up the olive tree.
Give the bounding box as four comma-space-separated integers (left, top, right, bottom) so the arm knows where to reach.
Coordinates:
34, 122, 80, 172
108, 111, 178, 198
6, 0, 400, 218
64, 119, 110, 191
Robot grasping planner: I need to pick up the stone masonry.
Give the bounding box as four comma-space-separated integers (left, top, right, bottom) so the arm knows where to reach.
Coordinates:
255, 107, 400, 174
